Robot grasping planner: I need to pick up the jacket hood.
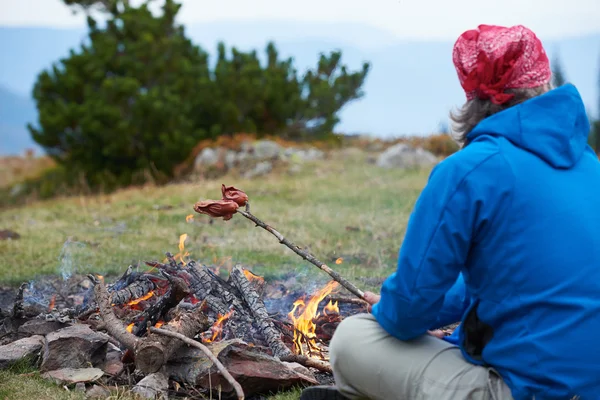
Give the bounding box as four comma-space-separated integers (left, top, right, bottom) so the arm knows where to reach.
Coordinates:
466, 83, 591, 168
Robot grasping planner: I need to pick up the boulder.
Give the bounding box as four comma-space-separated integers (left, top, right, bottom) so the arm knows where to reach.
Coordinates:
376, 143, 438, 169
0, 335, 45, 368
41, 324, 109, 371
132, 372, 169, 399
41, 367, 103, 385
251, 140, 282, 159
194, 147, 225, 169
166, 339, 317, 399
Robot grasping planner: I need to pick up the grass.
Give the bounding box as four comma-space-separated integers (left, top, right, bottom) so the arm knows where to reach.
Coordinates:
0, 149, 431, 399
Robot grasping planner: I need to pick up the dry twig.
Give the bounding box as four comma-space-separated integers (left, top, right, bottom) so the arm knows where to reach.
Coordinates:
149, 327, 245, 400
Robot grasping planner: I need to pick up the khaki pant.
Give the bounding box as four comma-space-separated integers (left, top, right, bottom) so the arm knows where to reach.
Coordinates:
329, 313, 514, 400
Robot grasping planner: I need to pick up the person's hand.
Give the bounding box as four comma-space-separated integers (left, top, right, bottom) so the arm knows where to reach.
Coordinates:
363, 291, 381, 313
426, 329, 446, 339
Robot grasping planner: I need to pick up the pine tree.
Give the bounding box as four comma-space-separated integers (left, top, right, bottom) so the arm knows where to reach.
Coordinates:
28, 0, 370, 189
28, 0, 214, 187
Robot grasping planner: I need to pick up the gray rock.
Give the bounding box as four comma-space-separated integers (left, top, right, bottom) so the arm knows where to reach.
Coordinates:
225, 150, 238, 169
18, 319, 67, 336
86, 385, 111, 399
0, 335, 45, 368
251, 140, 281, 159
244, 161, 273, 178
194, 147, 223, 169
132, 372, 169, 399
41, 324, 109, 372
376, 143, 438, 169
42, 367, 103, 385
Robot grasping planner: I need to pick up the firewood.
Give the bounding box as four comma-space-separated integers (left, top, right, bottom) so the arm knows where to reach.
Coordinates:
12, 283, 27, 319
229, 266, 292, 359
88, 274, 138, 351
134, 304, 210, 374
279, 354, 332, 374
110, 276, 156, 306
149, 327, 245, 400
132, 272, 189, 336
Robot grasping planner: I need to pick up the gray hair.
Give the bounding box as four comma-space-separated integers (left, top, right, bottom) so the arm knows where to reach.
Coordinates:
449, 83, 553, 147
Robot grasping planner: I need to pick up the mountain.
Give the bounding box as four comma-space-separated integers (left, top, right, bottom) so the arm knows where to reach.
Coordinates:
1, 22, 599, 155
0, 86, 42, 155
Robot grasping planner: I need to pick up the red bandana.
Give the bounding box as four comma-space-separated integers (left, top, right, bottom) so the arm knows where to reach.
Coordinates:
452, 24, 551, 105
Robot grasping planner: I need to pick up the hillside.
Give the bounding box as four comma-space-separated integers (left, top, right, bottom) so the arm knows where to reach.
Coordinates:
1, 22, 599, 155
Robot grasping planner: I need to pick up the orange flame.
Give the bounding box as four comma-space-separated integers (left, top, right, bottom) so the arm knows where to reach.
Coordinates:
48, 294, 56, 311
126, 323, 134, 333
243, 269, 265, 285
335, 258, 343, 265
323, 300, 340, 316
155, 321, 164, 329
204, 310, 234, 343
186, 214, 194, 223
288, 280, 339, 358
127, 291, 154, 306
173, 233, 190, 265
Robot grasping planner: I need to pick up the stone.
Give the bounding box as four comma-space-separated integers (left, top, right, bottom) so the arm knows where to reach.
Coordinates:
132, 372, 169, 399
194, 147, 223, 169
376, 143, 438, 169
18, 319, 68, 336
244, 161, 273, 178
225, 150, 237, 169
86, 385, 111, 399
100, 358, 124, 376
0, 335, 45, 368
166, 339, 318, 399
251, 140, 282, 159
41, 324, 109, 372
75, 382, 86, 392
42, 368, 103, 385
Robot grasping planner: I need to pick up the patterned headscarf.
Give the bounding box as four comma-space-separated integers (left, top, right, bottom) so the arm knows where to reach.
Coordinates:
452, 24, 551, 105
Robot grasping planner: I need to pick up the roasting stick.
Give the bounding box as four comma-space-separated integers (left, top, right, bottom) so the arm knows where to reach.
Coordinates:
149, 327, 245, 400
237, 206, 366, 301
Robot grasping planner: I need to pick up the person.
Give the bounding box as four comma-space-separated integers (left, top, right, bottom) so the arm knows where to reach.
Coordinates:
300, 24, 600, 400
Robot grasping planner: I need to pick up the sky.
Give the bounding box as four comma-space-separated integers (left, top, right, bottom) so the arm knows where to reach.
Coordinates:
2, 0, 600, 41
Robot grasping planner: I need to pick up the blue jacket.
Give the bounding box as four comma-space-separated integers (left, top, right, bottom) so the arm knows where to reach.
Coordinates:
372, 83, 600, 400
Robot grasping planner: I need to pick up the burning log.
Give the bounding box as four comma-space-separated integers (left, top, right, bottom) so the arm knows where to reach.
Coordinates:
131, 272, 189, 336
230, 266, 291, 359
134, 305, 210, 374
88, 274, 138, 351
149, 327, 245, 400
88, 274, 211, 374
110, 277, 156, 306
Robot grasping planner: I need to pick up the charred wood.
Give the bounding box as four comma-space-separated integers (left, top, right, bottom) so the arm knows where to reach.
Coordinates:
132, 273, 189, 336
229, 266, 291, 359
134, 305, 210, 374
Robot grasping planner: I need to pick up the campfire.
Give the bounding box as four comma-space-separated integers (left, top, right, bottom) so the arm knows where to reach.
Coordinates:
0, 184, 379, 399
0, 251, 366, 399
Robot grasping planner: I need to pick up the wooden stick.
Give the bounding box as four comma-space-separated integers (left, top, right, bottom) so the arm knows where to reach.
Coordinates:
149, 327, 245, 400
88, 274, 139, 351
280, 354, 332, 374
237, 209, 365, 300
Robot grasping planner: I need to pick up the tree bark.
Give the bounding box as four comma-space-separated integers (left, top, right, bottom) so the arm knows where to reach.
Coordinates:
229, 266, 291, 358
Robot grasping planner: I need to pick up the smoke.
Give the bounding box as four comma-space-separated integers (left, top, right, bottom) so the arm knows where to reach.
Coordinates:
57, 238, 89, 281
